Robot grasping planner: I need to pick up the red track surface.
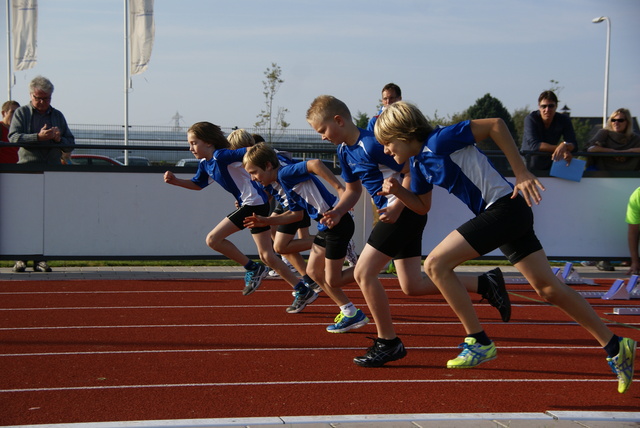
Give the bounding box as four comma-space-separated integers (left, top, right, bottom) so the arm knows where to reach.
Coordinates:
1, 277, 639, 426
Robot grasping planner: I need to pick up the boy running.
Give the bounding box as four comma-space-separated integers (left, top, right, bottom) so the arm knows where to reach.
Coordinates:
306, 95, 511, 367
374, 101, 636, 393
243, 142, 368, 329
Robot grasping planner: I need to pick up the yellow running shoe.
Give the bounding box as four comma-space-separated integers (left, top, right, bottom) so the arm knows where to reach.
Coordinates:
607, 337, 636, 393
447, 337, 497, 368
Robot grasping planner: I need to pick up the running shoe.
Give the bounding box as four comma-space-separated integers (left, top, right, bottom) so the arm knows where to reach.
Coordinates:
447, 337, 497, 368
13, 260, 26, 272
286, 287, 318, 314
268, 269, 279, 278
353, 337, 407, 367
607, 337, 636, 393
306, 280, 322, 294
346, 239, 358, 267
243, 263, 269, 296
480, 267, 511, 322
34, 261, 52, 272
282, 255, 298, 274
326, 309, 369, 333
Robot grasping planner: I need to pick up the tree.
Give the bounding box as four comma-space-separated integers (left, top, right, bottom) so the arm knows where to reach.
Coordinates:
255, 63, 290, 143
511, 106, 531, 149
467, 93, 517, 150
548, 79, 564, 95
572, 117, 594, 150
354, 111, 370, 129
425, 109, 469, 127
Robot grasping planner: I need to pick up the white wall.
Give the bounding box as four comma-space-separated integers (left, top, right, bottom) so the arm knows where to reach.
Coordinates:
0, 171, 637, 260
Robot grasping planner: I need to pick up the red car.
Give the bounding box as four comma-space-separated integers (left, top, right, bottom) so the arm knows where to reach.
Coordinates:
70, 155, 124, 166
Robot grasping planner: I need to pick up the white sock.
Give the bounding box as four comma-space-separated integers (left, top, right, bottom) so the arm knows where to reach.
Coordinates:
340, 302, 356, 317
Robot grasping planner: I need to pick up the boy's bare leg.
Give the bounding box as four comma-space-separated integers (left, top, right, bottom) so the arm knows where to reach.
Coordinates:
515, 249, 613, 346
424, 230, 484, 335
307, 245, 351, 306
252, 231, 301, 288
354, 244, 395, 339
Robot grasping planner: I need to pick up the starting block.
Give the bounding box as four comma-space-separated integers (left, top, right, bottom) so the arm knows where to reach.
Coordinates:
506, 262, 596, 285
613, 307, 640, 315
578, 275, 639, 300
558, 262, 596, 285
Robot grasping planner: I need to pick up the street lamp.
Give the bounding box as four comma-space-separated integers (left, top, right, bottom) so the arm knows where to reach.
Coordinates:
592, 16, 610, 128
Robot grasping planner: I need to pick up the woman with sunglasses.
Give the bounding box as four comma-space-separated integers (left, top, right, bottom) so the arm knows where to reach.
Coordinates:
587, 108, 640, 171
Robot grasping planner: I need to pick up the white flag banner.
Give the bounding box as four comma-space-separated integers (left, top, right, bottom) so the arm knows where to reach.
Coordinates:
129, 0, 155, 75
12, 0, 38, 71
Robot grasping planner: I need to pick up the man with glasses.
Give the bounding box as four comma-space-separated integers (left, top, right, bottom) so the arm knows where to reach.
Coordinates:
8, 75, 74, 273
9, 75, 74, 166
521, 90, 577, 170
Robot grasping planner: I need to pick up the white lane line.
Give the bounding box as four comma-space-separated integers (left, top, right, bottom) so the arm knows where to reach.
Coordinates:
1, 320, 613, 331
0, 345, 604, 358
0, 378, 614, 393
0, 303, 453, 311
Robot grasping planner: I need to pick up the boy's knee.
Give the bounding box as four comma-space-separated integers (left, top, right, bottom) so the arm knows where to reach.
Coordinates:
424, 255, 439, 278
273, 242, 288, 255
205, 234, 219, 249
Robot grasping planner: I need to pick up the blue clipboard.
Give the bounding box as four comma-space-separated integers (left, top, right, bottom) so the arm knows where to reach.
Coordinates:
549, 158, 586, 182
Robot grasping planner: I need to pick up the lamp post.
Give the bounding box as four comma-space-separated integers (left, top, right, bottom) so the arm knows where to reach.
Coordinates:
592, 16, 610, 128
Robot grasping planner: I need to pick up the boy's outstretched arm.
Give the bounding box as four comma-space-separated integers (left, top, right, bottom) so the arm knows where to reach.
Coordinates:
306, 159, 345, 197
470, 118, 545, 206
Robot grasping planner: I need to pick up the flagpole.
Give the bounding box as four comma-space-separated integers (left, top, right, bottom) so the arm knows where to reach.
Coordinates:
123, 0, 129, 165
6, 0, 12, 100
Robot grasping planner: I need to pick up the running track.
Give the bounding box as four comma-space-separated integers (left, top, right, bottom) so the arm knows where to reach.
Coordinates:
1, 272, 639, 426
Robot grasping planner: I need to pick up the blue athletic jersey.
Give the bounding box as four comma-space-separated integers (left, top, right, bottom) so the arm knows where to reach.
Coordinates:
410, 121, 514, 216
191, 147, 268, 206
267, 152, 299, 210
263, 161, 337, 232
337, 128, 404, 209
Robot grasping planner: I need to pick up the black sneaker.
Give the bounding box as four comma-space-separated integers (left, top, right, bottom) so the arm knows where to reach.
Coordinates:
353, 337, 407, 367
481, 267, 511, 322
286, 287, 318, 314
34, 261, 52, 273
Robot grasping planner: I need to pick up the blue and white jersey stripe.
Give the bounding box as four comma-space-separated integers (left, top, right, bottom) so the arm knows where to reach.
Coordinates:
410, 121, 513, 216
191, 147, 268, 206
337, 129, 405, 209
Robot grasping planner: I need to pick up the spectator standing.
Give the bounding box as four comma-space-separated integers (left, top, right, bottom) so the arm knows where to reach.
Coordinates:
521, 90, 577, 170
587, 108, 640, 171
9, 76, 74, 273
0, 100, 20, 164
9, 76, 75, 166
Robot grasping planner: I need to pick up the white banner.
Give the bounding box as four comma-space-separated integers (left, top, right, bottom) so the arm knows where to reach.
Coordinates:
11, 0, 38, 71
129, 0, 155, 75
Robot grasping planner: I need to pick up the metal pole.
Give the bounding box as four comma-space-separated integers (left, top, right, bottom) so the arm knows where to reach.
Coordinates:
603, 18, 610, 128
592, 16, 611, 128
6, 0, 12, 100
124, 0, 129, 165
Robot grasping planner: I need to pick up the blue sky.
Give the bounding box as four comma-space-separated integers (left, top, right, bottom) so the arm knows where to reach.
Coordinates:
2, 0, 639, 131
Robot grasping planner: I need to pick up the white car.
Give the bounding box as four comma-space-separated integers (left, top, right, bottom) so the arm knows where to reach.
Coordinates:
175, 158, 201, 167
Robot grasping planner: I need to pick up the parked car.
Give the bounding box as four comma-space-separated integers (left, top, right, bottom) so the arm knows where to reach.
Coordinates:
70, 154, 124, 166
115, 156, 151, 166
175, 158, 201, 167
